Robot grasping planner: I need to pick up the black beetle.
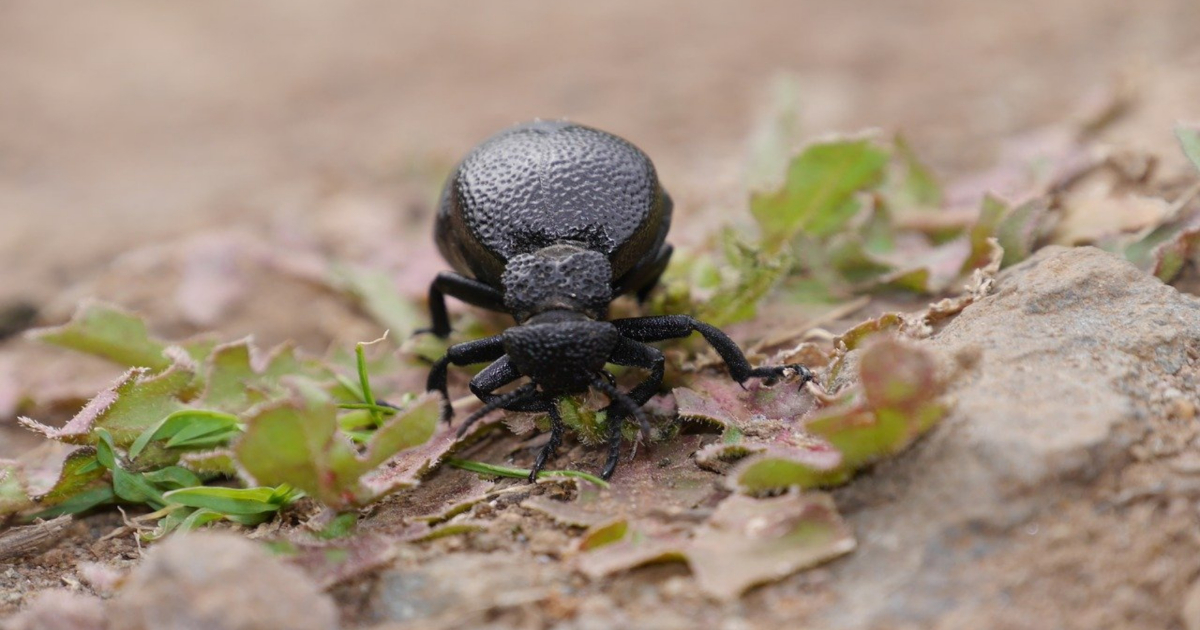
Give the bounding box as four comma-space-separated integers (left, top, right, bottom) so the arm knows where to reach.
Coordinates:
424, 120, 813, 480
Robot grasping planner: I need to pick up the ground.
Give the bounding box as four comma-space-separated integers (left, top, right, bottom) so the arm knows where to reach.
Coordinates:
2, 2, 1200, 629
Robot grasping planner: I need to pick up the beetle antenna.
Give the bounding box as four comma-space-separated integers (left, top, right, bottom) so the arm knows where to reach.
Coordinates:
592, 376, 651, 445
457, 382, 539, 438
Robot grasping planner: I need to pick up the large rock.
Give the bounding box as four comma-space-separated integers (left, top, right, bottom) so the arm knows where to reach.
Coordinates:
1, 590, 105, 630
107, 532, 338, 630
820, 247, 1200, 629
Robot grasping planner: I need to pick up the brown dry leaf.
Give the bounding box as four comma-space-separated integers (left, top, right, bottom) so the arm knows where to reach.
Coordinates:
523, 435, 720, 529
285, 533, 398, 590
688, 492, 855, 600
1056, 187, 1173, 245
574, 517, 689, 579
674, 375, 824, 471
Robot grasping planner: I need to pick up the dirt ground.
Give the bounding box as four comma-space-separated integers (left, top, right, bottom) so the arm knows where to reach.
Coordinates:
2, 1, 1200, 629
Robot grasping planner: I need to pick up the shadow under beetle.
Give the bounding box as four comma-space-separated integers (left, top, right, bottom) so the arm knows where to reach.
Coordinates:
423, 120, 813, 481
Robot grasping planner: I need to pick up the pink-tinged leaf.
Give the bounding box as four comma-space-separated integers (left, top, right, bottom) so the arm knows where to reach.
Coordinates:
675, 376, 824, 475
832, 313, 904, 352
523, 435, 719, 529
199, 339, 333, 412
575, 518, 689, 579
19, 352, 196, 447
1151, 227, 1200, 283
733, 338, 945, 494
675, 376, 817, 434
357, 417, 458, 500
688, 492, 855, 600
235, 389, 440, 510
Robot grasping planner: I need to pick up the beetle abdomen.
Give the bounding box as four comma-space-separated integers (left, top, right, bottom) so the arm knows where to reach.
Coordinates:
435, 121, 670, 287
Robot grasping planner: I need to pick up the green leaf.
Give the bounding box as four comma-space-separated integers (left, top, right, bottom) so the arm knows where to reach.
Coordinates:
32, 486, 116, 519
163, 485, 298, 515
751, 138, 889, 248
234, 388, 440, 510
1150, 228, 1200, 282
179, 508, 228, 532
33, 449, 106, 508
20, 356, 195, 447
0, 460, 31, 515
961, 194, 1007, 273
129, 409, 241, 460
700, 229, 791, 326
996, 198, 1049, 267
96, 430, 166, 509
141, 466, 204, 491
198, 340, 334, 412
1178, 124, 1200, 173
178, 449, 238, 476
891, 134, 943, 209
329, 263, 422, 339
28, 301, 171, 370
316, 512, 360, 540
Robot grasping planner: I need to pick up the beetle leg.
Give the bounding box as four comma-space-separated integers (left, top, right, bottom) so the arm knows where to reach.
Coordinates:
419, 272, 507, 338
426, 335, 506, 423
466, 357, 551, 413
612, 315, 816, 388
608, 338, 666, 408
456, 382, 539, 438
529, 401, 565, 482
601, 408, 624, 481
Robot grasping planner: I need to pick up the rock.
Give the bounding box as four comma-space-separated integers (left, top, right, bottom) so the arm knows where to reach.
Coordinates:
372, 551, 566, 625
1, 590, 106, 630
1183, 578, 1200, 630
819, 247, 1200, 628
107, 532, 338, 630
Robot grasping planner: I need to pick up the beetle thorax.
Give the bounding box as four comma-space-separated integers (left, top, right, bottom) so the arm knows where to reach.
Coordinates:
501, 244, 613, 323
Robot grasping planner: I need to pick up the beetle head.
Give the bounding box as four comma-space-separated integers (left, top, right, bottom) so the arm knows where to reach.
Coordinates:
502, 244, 613, 323
503, 311, 618, 394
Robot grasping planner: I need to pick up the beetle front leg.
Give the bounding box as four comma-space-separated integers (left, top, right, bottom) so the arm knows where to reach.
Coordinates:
612, 315, 814, 388
419, 272, 507, 338
426, 335, 506, 422
529, 402, 565, 482
608, 337, 666, 406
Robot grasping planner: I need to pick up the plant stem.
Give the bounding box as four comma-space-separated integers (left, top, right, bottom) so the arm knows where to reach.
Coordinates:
444, 458, 610, 488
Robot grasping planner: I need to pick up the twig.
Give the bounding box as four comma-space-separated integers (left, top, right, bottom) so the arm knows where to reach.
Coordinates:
0, 515, 72, 561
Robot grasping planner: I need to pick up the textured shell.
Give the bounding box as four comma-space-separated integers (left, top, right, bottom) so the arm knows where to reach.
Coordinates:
435, 120, 671, 287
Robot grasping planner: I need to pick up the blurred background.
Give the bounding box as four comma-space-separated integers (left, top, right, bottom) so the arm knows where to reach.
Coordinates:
2, 0, 1198, 313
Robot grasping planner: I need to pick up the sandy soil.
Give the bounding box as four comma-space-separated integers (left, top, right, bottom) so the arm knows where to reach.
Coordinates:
2, 2, 1199, 628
